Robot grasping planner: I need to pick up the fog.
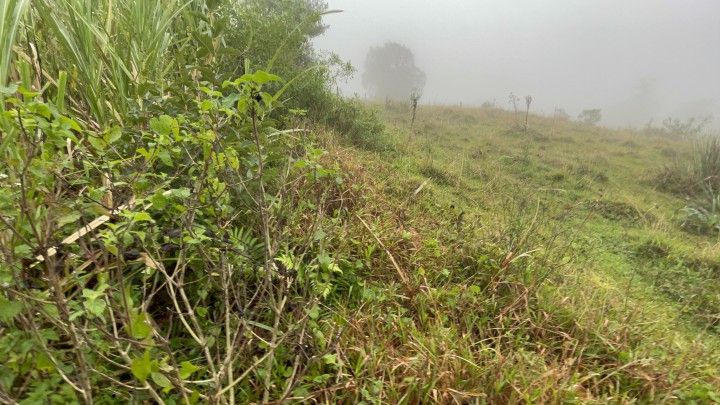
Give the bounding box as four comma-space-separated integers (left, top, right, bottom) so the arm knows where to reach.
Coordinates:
314, 0, 720, 129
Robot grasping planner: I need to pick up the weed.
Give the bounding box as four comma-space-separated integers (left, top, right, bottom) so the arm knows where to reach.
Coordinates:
655, 135, 720, 196
682, 186, 720, 235
634, 239, 671, 260
588, 200, 647, 223
693, 135, 720, 189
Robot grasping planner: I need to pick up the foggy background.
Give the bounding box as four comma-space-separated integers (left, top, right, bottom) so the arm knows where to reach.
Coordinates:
313, 0, 720, 129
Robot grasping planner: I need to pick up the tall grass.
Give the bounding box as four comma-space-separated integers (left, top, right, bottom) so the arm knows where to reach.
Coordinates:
0, 0, 29, 130
0, 0, 28, 87
693, 135, 720, 188
657, 134, 720, 196
33, 0, 197, 125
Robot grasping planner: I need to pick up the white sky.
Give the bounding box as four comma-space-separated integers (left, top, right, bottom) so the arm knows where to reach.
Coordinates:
314, 0, 720, 128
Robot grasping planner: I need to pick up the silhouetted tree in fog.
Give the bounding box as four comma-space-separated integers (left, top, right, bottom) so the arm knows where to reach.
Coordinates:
362, 42, 426, 100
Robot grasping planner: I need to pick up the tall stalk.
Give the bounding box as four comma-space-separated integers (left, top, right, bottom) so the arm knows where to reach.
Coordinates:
0, 0, 30, 131
34, 0, 193, 125
0, 0, 28, 87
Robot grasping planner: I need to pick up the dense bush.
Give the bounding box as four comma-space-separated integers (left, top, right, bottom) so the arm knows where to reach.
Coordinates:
1, 63, 366, 402
5, 1, 719, 403
0, 1, 379, 402
320, 97, 390, 150
221, 0, 387, 149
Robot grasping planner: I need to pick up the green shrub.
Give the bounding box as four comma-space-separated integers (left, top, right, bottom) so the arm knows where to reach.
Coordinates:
0, 1, 372, 401
321, 97, 390, 151
212, 1, 389, 151
656, 135, 720, 196
0, 70, 361, 402
682, 186, 720, 235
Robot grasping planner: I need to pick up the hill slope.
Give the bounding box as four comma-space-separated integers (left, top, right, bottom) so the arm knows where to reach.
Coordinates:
2, 2, 719, 400
311, 103, 720, 402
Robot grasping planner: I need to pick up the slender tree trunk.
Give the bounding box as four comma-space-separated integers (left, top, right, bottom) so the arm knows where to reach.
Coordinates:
411, 102, 417, 129
525, 108, 529, 131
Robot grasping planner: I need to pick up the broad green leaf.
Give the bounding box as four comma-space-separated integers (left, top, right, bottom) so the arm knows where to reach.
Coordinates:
103, 127, 122, 144
307, 304, 320, 321
57, 116, 82, 131
199, 130, 216, 143
198, 100, 213, 111
0, 83, 18, 95
0, 297, 23, 322
17, 87, 39, 98
129, 311, 153, 340
13, 244, 31, 257
151, 372, 172, 389
170, 188, 191, 199
131, 212, 153, 222
179, 361, 200, 380
35, 352, 54, 372
58, 213, 81, 228
157, 150, 173, 167
28, 103, 51, 118
318, 253, 332, 271
83, 298, 106, 317
199, 86, 222, 97
131, 351, 152, 382
150, 192, 168, 210
81, 283, 108, 300
322, 353, 338, 366
252, 70, 280, 84
87, 135, 107, 152
149, 115, 179, 137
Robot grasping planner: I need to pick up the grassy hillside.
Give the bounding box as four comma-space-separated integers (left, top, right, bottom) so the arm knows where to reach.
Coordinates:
304, 103, 720, 402
2, 1, 720, 403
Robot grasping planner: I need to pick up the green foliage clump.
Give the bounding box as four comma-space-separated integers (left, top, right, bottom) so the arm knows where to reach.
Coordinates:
0, 66, 361, 402
656, 135, 720, 195
220, 0, 388, 150
655, 135, 720, 233
320, 97, 389, 151
682, 186, 720, 235
0, 0, 376, 402
692, 135, 720, 188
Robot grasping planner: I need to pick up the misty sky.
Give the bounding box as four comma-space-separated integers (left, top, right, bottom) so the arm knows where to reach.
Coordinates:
314, 0, 720, 128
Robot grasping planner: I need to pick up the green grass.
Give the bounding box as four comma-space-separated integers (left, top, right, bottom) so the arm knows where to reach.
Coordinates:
310, 102, 720, 402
